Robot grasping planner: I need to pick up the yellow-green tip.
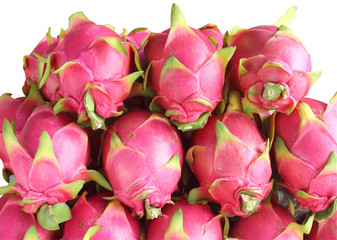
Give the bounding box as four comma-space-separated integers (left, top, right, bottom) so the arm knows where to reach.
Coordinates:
274, 6, 297, 27
171, 3, 188, 30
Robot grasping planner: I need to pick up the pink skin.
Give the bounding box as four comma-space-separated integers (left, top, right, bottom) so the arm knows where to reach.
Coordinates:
0, 96, 25, 172
199, 24, 224, 50
24, 12, 138, 123
145, 27, 215, 71
229, 201, 296, 239
23, 35, 60, 102
62, 193, 140, 240
53, 15, 121, 62
227, 26, 311, 75
187, 110, 272, 217
147, 197, 223, 240
102, 109, 184, 217
0, 194, 55, 239
306, 211, 337, 240
127, 28, 151, 67
274, 98, 337, 212
0, 93, 43, 173
50, 13, 137, 121
4, 105, 90, 214
143, 5, 232, 124
226, 25, 314, 115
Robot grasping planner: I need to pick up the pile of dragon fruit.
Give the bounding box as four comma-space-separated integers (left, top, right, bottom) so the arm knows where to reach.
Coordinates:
0, 3, 336, 239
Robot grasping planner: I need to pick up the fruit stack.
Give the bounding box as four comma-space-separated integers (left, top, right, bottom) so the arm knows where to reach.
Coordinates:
0, 3, 336, 240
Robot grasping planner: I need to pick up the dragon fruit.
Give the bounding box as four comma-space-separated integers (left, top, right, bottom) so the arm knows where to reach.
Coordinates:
0, 105, 111, 230
0, 194, 55, 239
126, 28, 151, 68
199, 24, 224, 50
0, 82, 44, 179
23, 28, 60, 102
29, 12, 142, 130
229, 199, 314, 239
0, 95, 24, 174
307, 211, 337, 240
62, 193, 140, 239
225, 6, 321, 116
102, 109, 184, 218
143, 4, 235, 131
147, 196, 223, 240
273, 93, 337, 213
186, 91, 272, 217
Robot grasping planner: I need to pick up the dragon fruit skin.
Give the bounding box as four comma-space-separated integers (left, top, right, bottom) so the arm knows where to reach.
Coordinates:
0, 194, 55, 239
229, 200, 313, 240
147, 196, 223, 240
102, 109, 184, 218
306, 211, 337, 240
0, 82, 44, 176
273, 94, 337, 212
62, 193, 140, 240
199, 23, 224, 50
23, 29, 60, 102
2, 104, 92, 214
29, 12, 142, 129
127, 28, 151, 68
186, 91, 272, 217
225, 8, 320, 115
0, 95, 25, 173
143, 4, 235, 130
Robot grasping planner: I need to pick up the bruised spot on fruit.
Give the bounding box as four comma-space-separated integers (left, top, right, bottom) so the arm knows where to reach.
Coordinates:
79, 221, 85, 228
87, 216, 99, 227
128, 132, 135, 139
170, 136, 179, 143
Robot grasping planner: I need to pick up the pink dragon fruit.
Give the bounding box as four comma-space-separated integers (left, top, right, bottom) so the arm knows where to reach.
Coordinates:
29, 12, 142, 130
143, 4, 235, 131
229, 200, 314, 239
126, 28, 151, 68
273, 93, 337, 213
0, 82, 44, 179
102, 109, 184, 218
225, 6, 321, 116
307, 211, 337, 240
199, 23, 224, 50
147, 196, 223, 240
62, 192, 140, 239
0, 105, 112, 230
23, 28, 60, 102
0, 194, 55, 239
186, 91, 272, 217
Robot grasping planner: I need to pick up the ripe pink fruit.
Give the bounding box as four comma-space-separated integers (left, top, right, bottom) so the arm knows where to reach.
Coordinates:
229, 200, 313, 239
102, 109, 184, 218
199, 23, 224, 50
225, 7, 320, 115
23, 29, 60, 102
0, 194, 55, 239
147, 196, 223, 240
186, 92, 272, 217
143, 4, 235, 131
307, 211, 337, 240
274, 94, 337, 212
0, 83, 44, 177
2, 105, 97, 215
62, 193, 140, 239
29, 12, 142, 130
0, 95, 24, 174
127, 28, 151, 68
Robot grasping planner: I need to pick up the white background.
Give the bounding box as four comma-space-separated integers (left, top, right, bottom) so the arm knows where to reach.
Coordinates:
0, 0, 336, 187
